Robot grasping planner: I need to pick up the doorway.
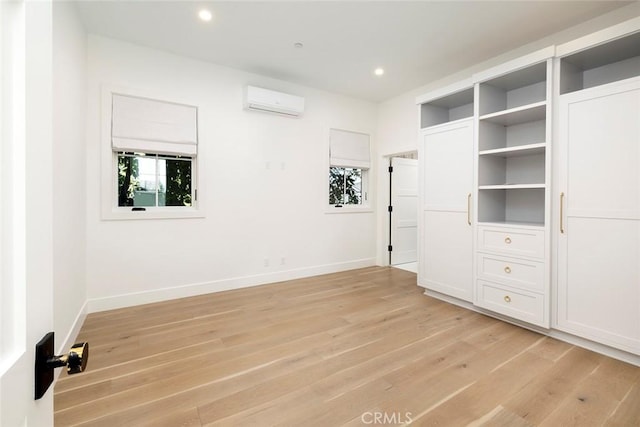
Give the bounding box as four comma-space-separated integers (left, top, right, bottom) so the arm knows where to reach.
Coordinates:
388, 153, 418, 273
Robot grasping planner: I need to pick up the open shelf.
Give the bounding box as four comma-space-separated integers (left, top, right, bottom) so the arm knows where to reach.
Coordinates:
420, 88, 474, 128
478, 117, 546, 152
478, 187, 545, 225
479, 102, 546, 126
478, 147, 545, 187
479, 184, 545, 190
477, 220, 545, 229
478, 62, 547, 116
560, 31, 640, 94
479, 142, 546, 158
476, 59, 549, 230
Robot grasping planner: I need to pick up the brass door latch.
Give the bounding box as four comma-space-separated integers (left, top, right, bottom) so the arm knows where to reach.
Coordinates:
35, 332, 89, 400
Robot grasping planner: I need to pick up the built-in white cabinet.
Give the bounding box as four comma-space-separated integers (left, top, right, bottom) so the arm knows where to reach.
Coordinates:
555, 28, 640, 355
473, 51, 553, 328
418, 85, 474, 302
415, 19, 640, 362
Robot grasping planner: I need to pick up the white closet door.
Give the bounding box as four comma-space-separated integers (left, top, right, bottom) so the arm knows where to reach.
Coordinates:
557, 77, 640, 354
420, 119, 474, 301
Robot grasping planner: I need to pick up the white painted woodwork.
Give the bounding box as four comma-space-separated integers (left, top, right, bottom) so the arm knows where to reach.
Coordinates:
476, 253, 545, 292
475, 59, 551, 229
419, 118, 474, 302
556, 76, 640, 355
1, 1, 55, 425
474, 56, 552, 328
421, 211, 473, 301
476, 280, 546, 325
390, 157, 418, 265
477, 225, 545, 259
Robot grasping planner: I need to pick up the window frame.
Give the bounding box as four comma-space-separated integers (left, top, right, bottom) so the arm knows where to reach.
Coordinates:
101, 86, 204, 220
116, 151, 195, 209
325, 128, 372, 214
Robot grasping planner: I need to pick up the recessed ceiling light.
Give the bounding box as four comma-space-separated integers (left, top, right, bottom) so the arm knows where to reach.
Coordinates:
198, 9, 213, 22
374, 67, 385, 76
294, 42, 304, 49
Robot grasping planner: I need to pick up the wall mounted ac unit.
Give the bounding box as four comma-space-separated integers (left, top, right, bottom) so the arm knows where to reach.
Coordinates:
245, 86, 305, 117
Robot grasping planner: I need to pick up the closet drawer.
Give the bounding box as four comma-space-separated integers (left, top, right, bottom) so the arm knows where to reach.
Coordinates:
476, 280, 545, 326
477, 253, 544, 292
477, 226, 544, 259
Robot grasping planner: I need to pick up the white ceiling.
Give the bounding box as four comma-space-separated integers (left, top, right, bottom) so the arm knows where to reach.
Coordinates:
75, 1, 631, 102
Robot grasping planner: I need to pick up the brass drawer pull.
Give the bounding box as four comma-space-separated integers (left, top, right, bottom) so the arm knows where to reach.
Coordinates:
504, 295, 511, 303
504, 237, 512, 244
504, 266, 511, 274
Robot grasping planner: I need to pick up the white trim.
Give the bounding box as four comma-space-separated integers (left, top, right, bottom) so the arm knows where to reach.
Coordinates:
325, 126, 373, 213
325, 206, 374, 214
556, 16, 640, 58
424, 289, 640, 367
415, 78, 474, 105
87, 258, 377, 313
473, 46, 555, 83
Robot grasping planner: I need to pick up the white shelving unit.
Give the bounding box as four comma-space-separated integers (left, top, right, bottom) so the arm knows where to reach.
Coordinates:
476, 60, 550, 227
473, 51, 553, 328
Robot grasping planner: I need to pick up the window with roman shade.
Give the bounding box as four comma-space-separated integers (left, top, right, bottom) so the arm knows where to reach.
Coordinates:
111, 94, 198, 156
329, 128, 370, 169
328, 129, 370, 207
110, 93, 199, 212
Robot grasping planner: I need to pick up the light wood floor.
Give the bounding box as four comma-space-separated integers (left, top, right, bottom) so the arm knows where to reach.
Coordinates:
54, 267, 640, 426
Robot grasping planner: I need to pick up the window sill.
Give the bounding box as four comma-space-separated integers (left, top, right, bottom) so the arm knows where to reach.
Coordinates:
325, 206, 373, 214
102, 207, 205, 221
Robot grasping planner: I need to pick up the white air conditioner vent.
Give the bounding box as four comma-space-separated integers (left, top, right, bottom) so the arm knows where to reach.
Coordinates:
245, 86, 305, 117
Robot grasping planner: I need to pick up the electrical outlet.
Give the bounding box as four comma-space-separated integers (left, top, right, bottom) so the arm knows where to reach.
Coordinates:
263, 258, 269, 267
280, 257, 285, 265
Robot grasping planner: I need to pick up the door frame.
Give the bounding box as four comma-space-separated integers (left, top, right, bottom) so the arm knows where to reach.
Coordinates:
379, 151, 418, 266
1, 1, 55, 425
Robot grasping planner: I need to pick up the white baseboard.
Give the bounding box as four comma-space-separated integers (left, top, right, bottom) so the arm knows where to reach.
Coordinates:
87, 258, 377, 313
423, 289, 640, 367
54, 299, 88, 381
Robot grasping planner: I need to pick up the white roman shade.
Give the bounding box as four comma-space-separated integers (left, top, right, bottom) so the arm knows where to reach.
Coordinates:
329, 129, 370, 169
111, 94, 198, 156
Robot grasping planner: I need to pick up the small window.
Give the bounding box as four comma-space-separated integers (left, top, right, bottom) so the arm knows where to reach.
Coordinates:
329, 167, 363, 206
117, 152, 193, 207
104, 91, 200, 219
328, 128, 370, 209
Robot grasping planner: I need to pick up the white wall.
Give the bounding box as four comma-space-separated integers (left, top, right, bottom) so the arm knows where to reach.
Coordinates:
375, 2, 640, 266
52, 2, 87, 351
85, 36, 378, 311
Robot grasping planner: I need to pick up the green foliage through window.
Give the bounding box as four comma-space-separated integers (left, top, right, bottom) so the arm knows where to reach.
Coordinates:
118, 152, 193, 207
329, 167, 362, 205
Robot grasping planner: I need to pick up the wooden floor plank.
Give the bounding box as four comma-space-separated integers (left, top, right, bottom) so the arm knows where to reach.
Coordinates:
54, 267, 640, 426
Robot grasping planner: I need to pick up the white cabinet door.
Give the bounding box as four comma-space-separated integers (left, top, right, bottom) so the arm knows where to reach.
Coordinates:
557, 77, 640, 354
419, 119, 473, 301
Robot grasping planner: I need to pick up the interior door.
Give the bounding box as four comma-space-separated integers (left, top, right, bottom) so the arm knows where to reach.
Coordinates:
556, 77, 640, 354
390, 157, 418, 265
1, 1, 55, 425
